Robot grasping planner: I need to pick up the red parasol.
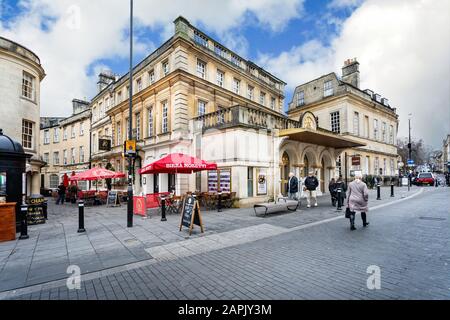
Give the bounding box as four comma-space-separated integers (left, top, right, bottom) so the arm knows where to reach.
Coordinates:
139, 153, 217, 175
70, 168, 126, 182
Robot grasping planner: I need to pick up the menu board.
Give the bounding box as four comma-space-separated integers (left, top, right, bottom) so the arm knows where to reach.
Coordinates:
208, 169, 232, 193
107, 191, 121, 207
27, 205, 45, 225
179, 196, 204, 236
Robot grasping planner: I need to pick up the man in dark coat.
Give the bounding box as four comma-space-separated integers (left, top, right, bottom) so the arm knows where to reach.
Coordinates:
56, 182, 66, 205
329, 178, 337, 206
287, 172, 299, 200
304, 170, 319, 208
334, 176, 347, 211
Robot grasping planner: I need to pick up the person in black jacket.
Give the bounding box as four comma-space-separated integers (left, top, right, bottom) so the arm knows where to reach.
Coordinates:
329, 178, 337, 206
287, 172, 299, 200
304, 170, 319, 208
56, 183, 66, 205
334, 176, 347, 210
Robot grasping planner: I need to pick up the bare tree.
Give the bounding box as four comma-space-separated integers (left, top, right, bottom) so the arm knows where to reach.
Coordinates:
397, 137, 432, 166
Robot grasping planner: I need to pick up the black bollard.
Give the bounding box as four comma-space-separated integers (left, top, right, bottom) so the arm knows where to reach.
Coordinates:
43, 200, 48, 220
377, 184, 381, 200
78, 201, 86, 233
161, 196, 167, 222
217, 192, 223, 212
391, 183, 395, 197
19, 204, 29, 240
337, 188, 342, 211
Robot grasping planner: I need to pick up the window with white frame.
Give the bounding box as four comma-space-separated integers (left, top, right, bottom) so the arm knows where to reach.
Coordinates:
63, 127, 68, 140
389, 125, 394, 144
53, 152, 59, 165
71, 125, 75, 139
79, 146, 84, 163
50, 174, 59, 189
44, 130, 50, 145
330, 111, 340, 134
71, 148, 75, 164
63, 149, 68, 165
353, 112, 360, 136
260, 92, 266, 106
162, 61, 170, 76
149, 70, 155, 84
162, 101, 168, 133
135, 113, 141, 140
79, 122, 84, 136
53, 128, 59, 143
197, 59, 206, 79
117, 91, 122, 104
383, 159, 387, 175
216, 70, 224, 87
198, 100, 206, 116
382, 122, 387, 142
297, 91, 305, 106
232, 78, 240, 94
324, 80, 333, 97
22, 71, 35, 100
116, 122, 122, 145
136, 78, 142, 92
373, 119, 379, 140
147, 108, 153, 137
247, 85, 254, 100
43, 153, 49, 164
271, 97, 276, 110
22, 120, 33, 149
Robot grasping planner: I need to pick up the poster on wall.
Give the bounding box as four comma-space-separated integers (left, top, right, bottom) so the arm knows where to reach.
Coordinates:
219, 169, 231, 193
208, 171, 218, 193
257, 169, 267, 195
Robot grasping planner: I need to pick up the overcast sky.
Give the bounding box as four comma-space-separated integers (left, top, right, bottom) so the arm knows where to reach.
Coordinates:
1, 0, 449, 148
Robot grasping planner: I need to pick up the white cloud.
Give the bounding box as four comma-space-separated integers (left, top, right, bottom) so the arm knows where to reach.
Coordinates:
328, 0, 364, 10
0, 0, 304, 118
258, 0, 450, 148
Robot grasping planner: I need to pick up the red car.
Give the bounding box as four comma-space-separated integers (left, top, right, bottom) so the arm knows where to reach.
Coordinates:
415, 172, 435, 186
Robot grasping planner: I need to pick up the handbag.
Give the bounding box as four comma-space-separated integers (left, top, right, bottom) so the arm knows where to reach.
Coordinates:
345, 207, 352, 219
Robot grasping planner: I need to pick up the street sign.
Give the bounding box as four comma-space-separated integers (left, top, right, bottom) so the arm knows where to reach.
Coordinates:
407, 159, 415, 166
124, 140, 136, 157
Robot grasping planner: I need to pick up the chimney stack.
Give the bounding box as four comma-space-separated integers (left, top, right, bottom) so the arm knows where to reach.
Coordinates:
97, 70, 115, 92
342, 58, 360, 89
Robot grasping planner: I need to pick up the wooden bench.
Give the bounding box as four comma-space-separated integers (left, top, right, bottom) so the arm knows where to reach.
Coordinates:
254, 198, 300, 216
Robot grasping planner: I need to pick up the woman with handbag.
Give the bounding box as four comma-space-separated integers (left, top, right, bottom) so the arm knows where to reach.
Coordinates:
347, 172, 370, 231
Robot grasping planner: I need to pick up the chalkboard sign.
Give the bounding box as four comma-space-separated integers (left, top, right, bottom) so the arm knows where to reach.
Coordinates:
107, 191, 121, 207
27, 205, 45, 225
179, 196, 204, 236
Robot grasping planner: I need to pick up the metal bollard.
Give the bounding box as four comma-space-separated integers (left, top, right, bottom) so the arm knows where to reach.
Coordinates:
217, 192, 223, 212
337, 188, 342, 210
391, 183, 395, 197
377, 184, 381, 200
78, 201, 86, 233
19, 204, 29, 240
43, 200, 48, 220
161, 196, 167, 222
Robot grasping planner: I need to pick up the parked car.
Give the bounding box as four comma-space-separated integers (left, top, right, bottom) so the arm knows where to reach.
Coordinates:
415, 172, 435, 186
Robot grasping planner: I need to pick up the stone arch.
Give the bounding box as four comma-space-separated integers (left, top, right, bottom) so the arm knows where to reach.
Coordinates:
318, 149, 336, 194
300, 145, 319, 178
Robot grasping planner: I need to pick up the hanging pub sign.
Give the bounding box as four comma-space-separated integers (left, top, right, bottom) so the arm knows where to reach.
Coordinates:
99, 139, 112, 151
257, 169, 267, 195
107, 191, 121, 207
179, 196, 204, 236
352, 156, 361, 166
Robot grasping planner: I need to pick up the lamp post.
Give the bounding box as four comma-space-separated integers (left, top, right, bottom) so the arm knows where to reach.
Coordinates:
127, 0, 134, 228
408, 113, 412, 192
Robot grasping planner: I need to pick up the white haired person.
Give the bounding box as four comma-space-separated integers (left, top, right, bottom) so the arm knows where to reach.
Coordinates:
287, 172, 299, 200
303, 170, 319, 208
347, 171, 370, 231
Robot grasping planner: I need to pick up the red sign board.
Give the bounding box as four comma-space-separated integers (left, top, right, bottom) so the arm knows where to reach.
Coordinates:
352, 156, 361, 166
133, 196, 147, 217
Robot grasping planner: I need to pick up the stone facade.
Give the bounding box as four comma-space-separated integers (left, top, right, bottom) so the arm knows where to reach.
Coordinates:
443, 135, 450, 173
288, 59, 400, 181
39, 100, 91, 190
0, 36, 46, 196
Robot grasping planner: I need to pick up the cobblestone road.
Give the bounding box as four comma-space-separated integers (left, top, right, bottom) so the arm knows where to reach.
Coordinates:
2, 187, 449, 300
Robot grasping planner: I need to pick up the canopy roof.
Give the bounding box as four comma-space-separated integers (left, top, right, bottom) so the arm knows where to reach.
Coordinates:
70, 168, 125, 181
140, 153, 218, 175
278, 128, 366, 149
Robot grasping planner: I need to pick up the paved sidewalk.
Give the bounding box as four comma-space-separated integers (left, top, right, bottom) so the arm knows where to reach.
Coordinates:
0, 186, 419, 292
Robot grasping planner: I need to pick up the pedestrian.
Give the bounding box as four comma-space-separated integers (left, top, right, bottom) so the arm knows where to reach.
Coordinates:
56, 182, 66, 205
335, 176, 347, 211
304, 170, 319, 208
287, 172, 299, 201
347, 172, 369, 231
329, 178, 337, 206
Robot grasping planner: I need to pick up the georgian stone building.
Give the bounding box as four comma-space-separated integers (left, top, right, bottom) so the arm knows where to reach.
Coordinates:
40, 99, 91, 190
443, 135, 450, 173
288, 59, 400, 184
0, 36, 46, 196
86, 17, 363, 206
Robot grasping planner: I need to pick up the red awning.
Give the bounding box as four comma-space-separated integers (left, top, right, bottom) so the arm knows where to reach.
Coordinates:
139, 153, 218, 175
70, 168, 126, 181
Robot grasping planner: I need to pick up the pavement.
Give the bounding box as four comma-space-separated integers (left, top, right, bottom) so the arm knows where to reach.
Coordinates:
1, 185, 447, 300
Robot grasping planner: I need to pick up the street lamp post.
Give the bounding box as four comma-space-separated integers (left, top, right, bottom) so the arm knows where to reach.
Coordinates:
127, 0, 134, 228
408, 114, 412, 192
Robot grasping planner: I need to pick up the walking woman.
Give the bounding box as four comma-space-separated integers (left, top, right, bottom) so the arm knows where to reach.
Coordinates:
347, 172, 370, 231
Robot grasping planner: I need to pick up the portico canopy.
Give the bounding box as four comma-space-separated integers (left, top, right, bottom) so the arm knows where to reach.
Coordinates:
278, 128, 366, 149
